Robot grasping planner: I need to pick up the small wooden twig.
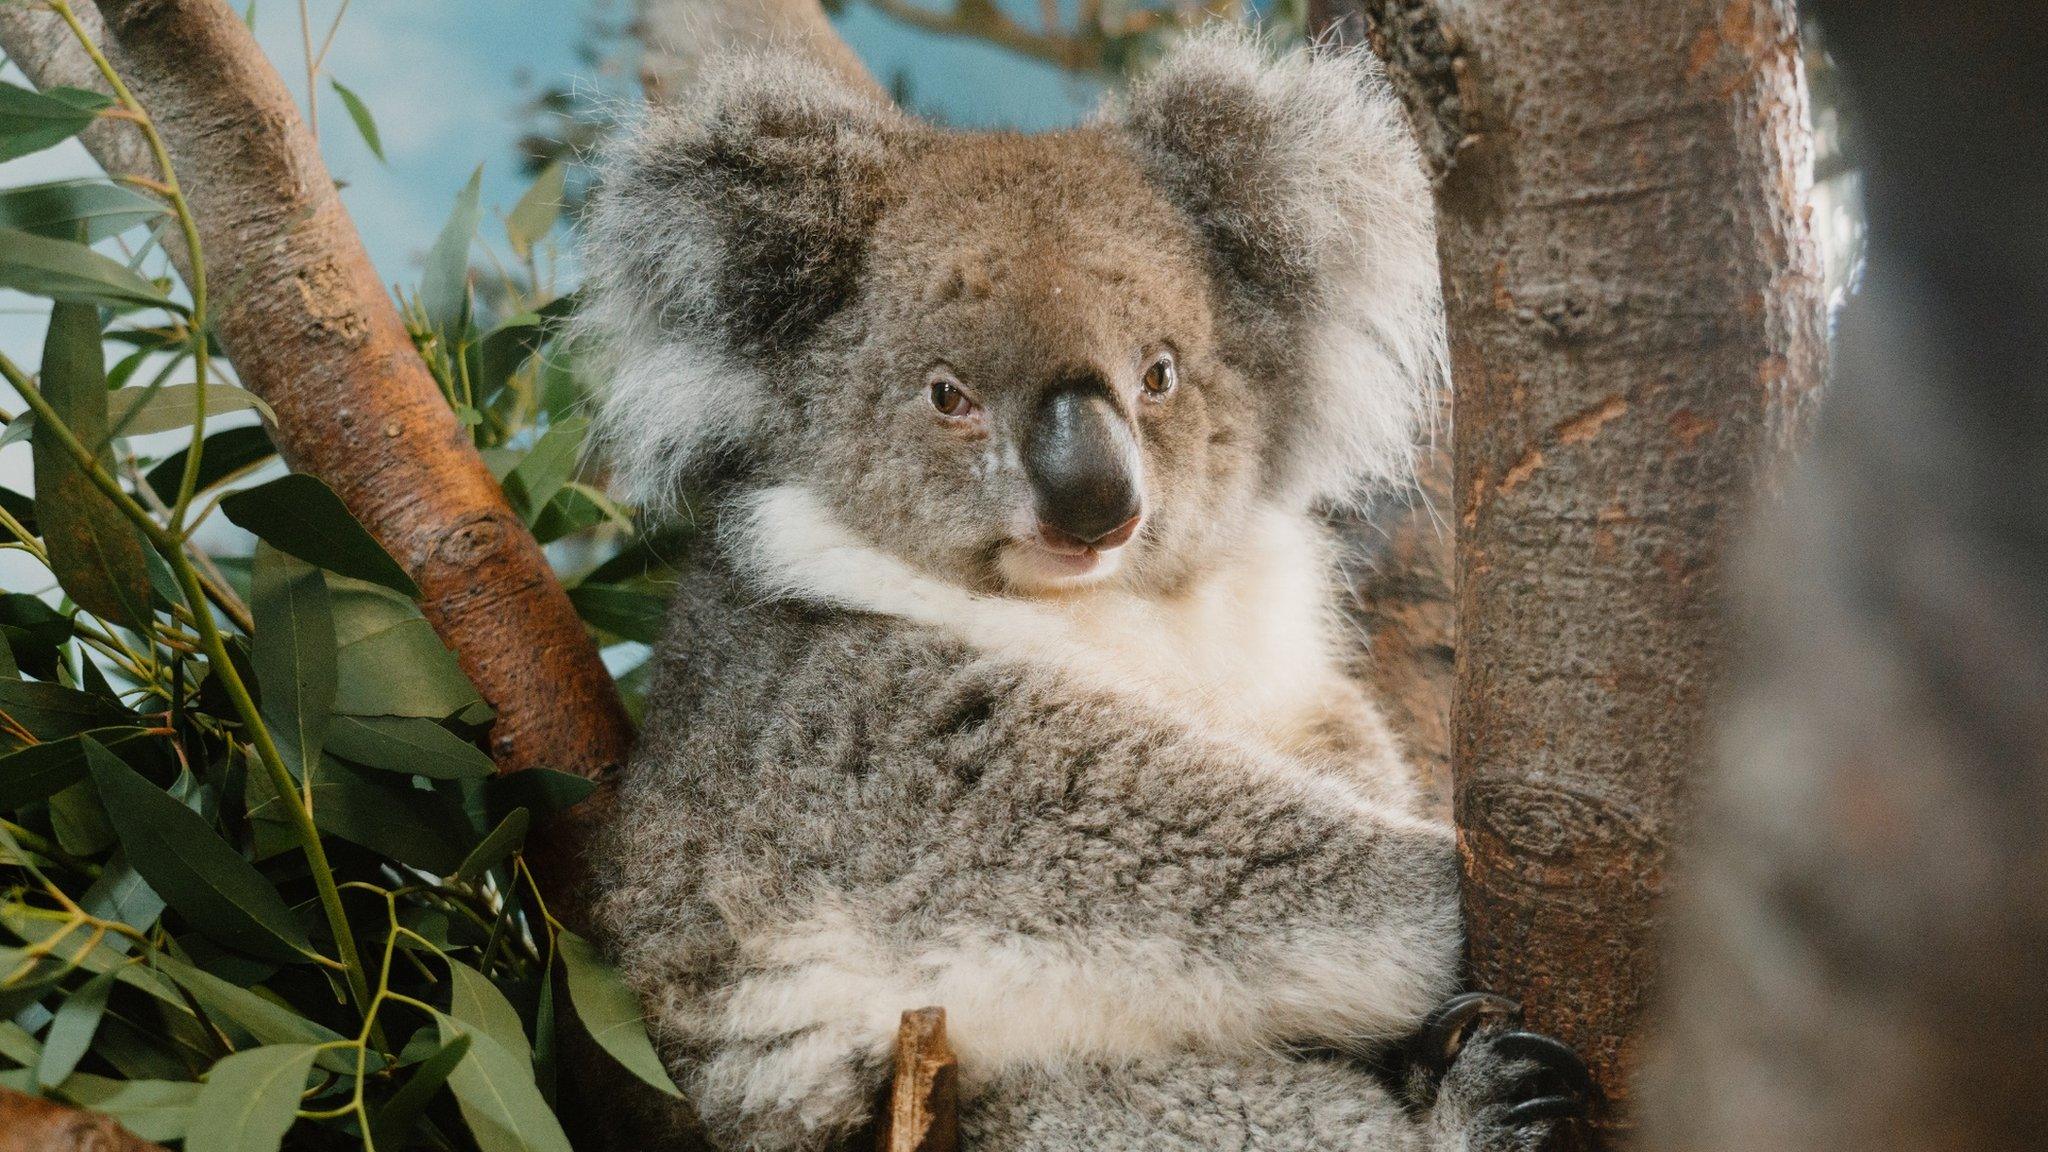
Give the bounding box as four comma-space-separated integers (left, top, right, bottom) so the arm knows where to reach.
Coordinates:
876, 1007, 959, 1152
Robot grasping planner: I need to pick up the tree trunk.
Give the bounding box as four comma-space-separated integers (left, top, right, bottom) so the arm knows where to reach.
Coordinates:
1642, 6, 2048, 1151
0, 1, 632, 787
1318, 0, 1826, 1138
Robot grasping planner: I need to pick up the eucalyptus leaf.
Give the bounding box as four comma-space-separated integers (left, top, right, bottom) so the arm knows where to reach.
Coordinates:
84, 738, 313, 964
0, 227, 175, 310
34, 966, 115, 1088
251, 544, 336, 779
447, 957, 531, 1061
505, 162, 565, 259
249, 755, 471, 873
334, 619, 480, 718
0, 682, 135, 741
567, 582, 668, 644
185, 1043, 319, 1152
0, 1020, 38, 1066
0, 83, 113, 163
422, 166, 482, 335
455, 807, 530, 882
330, 79, 385, 161
0, 179, 166, 242
369, 1032, 470, 1150
327, 714, 495, 780
149, 952, 348, 1051
145, 424, 275, 504
558, 930, 681, 1096
482, 768, 595, 827
106, 382, 274, 439
57, 1074, 201, 1142
434, 1011, 573, 1152
0, 729, 147, 816
30, 301, 155, 628
219, 473, 418, 596
504, 416, 587, 524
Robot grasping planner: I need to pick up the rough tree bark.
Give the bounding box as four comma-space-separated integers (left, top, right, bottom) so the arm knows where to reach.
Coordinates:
1317, 0, 1826, 1139
1642, 5, 2048, 1151
0, 0, 632, 785
0, 3, 630, 1139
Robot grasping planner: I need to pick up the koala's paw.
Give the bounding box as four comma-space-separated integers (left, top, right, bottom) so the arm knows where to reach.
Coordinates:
1414, 992, 1593, 1152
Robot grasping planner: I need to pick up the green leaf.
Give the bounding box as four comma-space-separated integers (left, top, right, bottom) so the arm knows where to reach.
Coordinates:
57, 1074, 201, 1142
0, 728, 146, 809
249, 755, 471, 874
567, 582, 668, 644
34, 966, 115, 1088
144, 424, 275, 504
334, 619, 479, 718
422, 166, 482, 335
84, 738, 313, 964
455, 807, 529, 882
218, 473, 418, 596
79, 850, 165, 941
0, 180, 166, 242
326, 714, 495, 779
184, 1043, 318, 1152
369, 1032, 470, 1150
106, 382, 274, 439
0, 1020, 38, 1066
0, 82, 113, 163
434, 1011, 573, 1152
505, 162, 565, 259
0, 682, 134, 741
0, 227, 175, 310
446, 958, 530, 1061
149, 952, 347, 1051
481, 769, 594, 828
329, 79, 384, 161
251, 544, 335, 779
557, 931, 681, 1096
504, 416, 588, 524
30, 301, 155, 628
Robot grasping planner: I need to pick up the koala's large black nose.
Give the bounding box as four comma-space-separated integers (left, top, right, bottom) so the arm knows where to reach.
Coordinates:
1023, 380, 1143, 548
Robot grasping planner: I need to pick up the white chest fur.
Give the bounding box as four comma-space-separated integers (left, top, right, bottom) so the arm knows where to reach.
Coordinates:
733, 485, 1358, 758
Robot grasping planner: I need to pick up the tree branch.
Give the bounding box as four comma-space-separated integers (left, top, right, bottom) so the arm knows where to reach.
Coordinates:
0, 0, 633, 789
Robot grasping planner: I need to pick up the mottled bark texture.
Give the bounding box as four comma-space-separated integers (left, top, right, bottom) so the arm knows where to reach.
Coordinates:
0, 1, 632, 786
1641, 5, 2048, 1151
1319, 0, 1827, 1137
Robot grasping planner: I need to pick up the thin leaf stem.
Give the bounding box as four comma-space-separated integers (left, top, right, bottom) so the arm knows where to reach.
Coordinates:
0, 351, 374, 1021
46, 0, 213, 532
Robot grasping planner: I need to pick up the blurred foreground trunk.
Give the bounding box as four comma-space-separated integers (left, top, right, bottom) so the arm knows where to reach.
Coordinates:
1316, 0, 1826, 1140
1641, 5, 2048, 1150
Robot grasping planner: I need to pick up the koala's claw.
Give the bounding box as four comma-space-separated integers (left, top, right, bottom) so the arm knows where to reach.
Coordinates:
1489, 1030, 1594, 1101
1416, 991, 1521, 1075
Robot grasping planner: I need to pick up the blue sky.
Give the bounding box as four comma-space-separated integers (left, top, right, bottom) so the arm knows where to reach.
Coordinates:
258, 0, 1103, 288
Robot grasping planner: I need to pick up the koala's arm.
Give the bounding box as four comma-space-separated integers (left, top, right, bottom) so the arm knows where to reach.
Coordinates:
589, 601, 1462, 1151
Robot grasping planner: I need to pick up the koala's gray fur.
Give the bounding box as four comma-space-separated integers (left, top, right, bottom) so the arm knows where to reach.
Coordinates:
578, 28, 1566, 1152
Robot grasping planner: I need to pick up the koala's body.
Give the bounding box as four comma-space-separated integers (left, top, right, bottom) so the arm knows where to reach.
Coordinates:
578, 31, 1585, 1152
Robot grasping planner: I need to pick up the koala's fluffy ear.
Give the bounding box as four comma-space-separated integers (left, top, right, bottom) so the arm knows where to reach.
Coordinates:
579, 52, 915, 513
1113, 30, 1446, 504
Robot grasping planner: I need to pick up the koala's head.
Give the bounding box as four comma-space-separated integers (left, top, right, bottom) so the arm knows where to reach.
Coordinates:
581, 30, 1441, 597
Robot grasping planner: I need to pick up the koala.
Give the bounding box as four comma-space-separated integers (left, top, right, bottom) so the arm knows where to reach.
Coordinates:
576, 29, 1589, 1152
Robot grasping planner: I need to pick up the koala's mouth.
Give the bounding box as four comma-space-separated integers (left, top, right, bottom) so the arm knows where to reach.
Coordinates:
998, 517, 1140, 592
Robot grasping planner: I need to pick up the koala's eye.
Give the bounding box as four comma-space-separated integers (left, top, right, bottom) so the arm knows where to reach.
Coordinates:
1141, 351, 1178, 401
927, 373, 976, 419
